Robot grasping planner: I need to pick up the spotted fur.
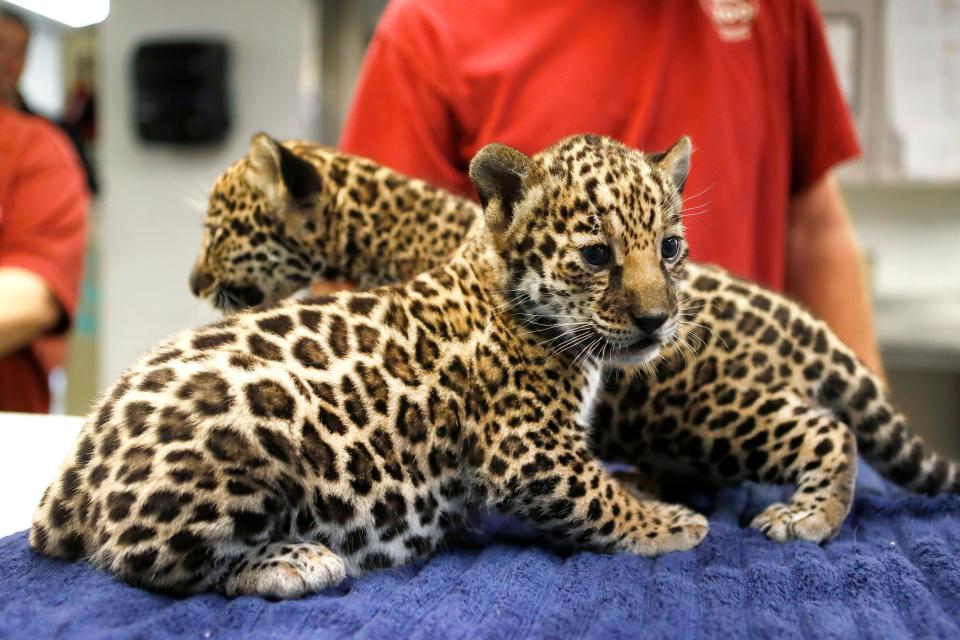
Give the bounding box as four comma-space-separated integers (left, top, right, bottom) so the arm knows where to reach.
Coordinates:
193, 135, 960, 547
31, 135, 710, 598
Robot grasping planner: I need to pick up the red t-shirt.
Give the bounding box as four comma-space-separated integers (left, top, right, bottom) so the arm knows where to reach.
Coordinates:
0, 107, 88, 413
339, 0, 860, 289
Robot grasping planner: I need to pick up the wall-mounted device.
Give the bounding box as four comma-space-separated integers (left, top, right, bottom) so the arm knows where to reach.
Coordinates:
132, 40, 230, 144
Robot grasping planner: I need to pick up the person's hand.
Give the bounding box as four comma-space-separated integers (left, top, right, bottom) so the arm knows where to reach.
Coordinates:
309, 279, 357, 296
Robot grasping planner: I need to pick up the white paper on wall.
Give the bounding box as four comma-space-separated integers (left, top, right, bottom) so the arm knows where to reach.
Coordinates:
886, 0, 960, 180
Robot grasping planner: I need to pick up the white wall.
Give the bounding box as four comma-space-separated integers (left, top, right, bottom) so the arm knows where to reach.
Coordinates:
846, 185, 960, 299
99, 0, 315, 388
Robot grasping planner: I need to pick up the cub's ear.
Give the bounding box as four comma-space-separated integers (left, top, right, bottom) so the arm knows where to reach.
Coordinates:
649, 135, 692, 194
469, 143, 532, 233
246, 132, 322, 207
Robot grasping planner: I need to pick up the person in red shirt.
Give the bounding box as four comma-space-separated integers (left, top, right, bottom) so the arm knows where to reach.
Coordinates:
2, 8, 99, 193
0, 106, 88, 413
339, 0, 883, 374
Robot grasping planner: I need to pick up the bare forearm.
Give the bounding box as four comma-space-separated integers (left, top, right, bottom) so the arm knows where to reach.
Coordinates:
785, 177, 884, 377
0, 267, 61, 358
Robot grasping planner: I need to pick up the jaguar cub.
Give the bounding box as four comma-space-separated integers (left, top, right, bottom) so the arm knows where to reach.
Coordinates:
189, 134, 481, 310
31, 135, 708, 598
192, 135, 960, 546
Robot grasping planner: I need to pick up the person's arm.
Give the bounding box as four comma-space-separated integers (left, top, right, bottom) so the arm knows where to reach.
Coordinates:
0, 267, 60, 357
0, 116, 88, 357
785, 174, 884, 377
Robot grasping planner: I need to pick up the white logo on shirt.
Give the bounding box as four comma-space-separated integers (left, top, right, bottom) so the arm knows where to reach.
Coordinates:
700, 0, 759, 42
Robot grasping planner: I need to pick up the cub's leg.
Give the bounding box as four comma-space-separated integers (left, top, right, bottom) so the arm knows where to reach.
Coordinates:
747, 404, 857, 543
682, 385, 856, 542
592, 373, 858, 542
220, 541, 346, 599
485, 450, 708, 556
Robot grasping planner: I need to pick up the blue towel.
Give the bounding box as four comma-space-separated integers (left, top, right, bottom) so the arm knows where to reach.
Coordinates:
2, 462, 958, 639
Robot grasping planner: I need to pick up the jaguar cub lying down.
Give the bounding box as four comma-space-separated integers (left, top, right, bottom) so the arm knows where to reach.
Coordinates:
31, 135, 709, 598
191, 135, 960, 545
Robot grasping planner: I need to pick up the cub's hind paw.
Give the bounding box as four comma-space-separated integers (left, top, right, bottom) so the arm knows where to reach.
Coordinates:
221, 542, 346, 599
750, 502, 843, 543
631, 502, 709, 555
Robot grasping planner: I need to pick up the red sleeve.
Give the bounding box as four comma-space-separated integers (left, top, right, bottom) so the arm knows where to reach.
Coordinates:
338, 0, 473, 196
0, 118, 88, 333
788, 0, 861, 194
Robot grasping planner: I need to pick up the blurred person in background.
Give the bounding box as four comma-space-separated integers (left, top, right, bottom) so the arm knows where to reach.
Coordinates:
0, 103, 88, 413
339, 0, 884, 375
1, 7, 98, 193
0, 6, 28, 110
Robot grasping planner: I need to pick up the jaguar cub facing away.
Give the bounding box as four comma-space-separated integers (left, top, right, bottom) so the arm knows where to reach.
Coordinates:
31, 135, 708, 598
189, 135, 481, 310
191, 135, 960, 546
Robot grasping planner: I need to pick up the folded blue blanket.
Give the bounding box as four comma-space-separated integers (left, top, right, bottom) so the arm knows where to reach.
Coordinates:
2, 462, 958, 639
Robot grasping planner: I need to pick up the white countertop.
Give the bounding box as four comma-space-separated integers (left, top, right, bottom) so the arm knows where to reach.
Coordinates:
0, 412, 84, 538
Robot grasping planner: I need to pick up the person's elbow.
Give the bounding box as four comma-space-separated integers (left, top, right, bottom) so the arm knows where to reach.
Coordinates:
24, 285, 61, 335
0, 267, 64, 349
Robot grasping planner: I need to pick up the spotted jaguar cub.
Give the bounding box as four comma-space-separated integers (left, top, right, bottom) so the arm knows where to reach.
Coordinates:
31, 135, 709, 598
189, 134, 481, 311
192, 135, 960, 546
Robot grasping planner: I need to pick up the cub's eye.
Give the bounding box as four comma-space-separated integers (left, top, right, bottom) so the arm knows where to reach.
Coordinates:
580, 244, 611, 267
661, 236, 682, 262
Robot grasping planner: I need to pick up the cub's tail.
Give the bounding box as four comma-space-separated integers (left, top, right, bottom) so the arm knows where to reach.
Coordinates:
822, 350, 958, 495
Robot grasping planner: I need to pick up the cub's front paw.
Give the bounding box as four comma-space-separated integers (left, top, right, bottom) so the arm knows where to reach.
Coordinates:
221, 542, 347, 599
750, 502, 843, 543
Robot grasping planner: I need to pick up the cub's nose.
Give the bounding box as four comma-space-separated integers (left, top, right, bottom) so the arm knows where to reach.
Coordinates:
189, 268, 216, 297
630, 312, 668, 336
